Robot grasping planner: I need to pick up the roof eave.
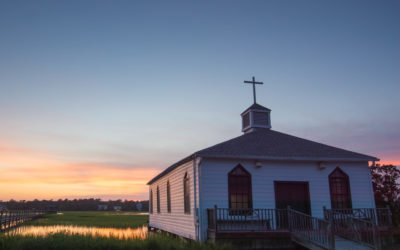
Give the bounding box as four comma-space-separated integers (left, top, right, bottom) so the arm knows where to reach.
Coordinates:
147, 154, 195, 185
240, 107, 271, 116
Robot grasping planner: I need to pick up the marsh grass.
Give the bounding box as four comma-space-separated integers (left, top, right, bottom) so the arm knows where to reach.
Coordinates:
3, 211, 233, 249
0, 233, 232, 250
25, 211, 148, 228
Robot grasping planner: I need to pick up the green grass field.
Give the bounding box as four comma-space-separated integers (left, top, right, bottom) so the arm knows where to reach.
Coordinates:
25, 211, 148, 228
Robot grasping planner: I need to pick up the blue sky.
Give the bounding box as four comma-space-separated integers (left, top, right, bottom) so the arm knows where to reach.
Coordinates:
0, 1, 399, 200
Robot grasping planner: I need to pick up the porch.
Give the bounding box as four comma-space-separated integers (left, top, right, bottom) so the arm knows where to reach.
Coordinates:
207, 206, 393, 249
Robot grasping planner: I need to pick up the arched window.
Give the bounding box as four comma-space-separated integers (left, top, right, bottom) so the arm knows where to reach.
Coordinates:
156, 186, 160, 213
228, 165, 252, 210
329, 167, 352, 209
183, 173, 190, 214
167, 181, 171, 213
149, 189, 153, 214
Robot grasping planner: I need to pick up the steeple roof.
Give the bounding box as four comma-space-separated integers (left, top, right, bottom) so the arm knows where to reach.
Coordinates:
240, 103, 270, 115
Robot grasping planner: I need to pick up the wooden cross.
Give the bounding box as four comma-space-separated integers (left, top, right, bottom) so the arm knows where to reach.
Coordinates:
244, 76, 263, 104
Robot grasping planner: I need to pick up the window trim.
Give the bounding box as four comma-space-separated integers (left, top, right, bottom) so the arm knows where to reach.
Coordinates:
329, 167, 352, 209
228, 164, 253, 212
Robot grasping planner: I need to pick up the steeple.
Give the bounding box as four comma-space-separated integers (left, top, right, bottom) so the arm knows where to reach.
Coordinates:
241, 103, 271, 133
241, 76, 271, 133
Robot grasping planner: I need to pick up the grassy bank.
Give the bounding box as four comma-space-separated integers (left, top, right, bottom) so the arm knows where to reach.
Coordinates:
0, 233, 231, 250
25, 211, 148, 228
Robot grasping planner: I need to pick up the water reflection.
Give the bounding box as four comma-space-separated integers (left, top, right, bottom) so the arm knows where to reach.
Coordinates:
8, 225, 148, 239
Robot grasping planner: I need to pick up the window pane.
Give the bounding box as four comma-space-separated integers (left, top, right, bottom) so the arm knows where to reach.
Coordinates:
167, 182, 171, 213
184, 175, 190, 214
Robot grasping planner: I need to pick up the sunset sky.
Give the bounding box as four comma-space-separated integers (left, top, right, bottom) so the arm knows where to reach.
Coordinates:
0, 1, 399, 201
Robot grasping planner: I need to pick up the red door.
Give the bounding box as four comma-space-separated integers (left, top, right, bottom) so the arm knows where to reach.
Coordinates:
274, 181, 311, 215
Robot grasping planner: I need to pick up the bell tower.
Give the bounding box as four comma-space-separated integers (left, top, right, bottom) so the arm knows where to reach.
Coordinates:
241, 76, 271, 133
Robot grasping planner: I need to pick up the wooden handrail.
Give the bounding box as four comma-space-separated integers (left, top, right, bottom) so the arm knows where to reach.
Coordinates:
288, 208, 334, 250
327, 207, 392, 228
324, 209, 381, 250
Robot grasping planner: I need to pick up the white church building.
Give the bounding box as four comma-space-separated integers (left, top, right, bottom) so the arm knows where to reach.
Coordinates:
147, 78, 389, 249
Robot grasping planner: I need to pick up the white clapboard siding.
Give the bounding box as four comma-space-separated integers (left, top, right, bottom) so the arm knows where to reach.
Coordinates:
198, 159, 375, 241
149, 160, 197, 240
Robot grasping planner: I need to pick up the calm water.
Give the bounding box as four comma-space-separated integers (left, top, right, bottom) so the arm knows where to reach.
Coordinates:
8, 225, 148, 239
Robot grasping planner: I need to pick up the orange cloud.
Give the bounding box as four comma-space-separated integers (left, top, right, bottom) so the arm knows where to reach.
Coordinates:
0, 141, 159, 201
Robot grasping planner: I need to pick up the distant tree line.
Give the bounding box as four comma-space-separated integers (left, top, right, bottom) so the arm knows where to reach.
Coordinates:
0, 198, 148, 212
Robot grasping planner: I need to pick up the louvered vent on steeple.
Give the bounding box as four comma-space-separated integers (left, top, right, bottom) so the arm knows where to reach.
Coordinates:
242, 112, 250, 128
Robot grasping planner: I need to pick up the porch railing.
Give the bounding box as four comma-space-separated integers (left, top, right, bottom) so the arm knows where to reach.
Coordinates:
207, 205, 289, 233
207, 206, 391, 250
326, 207, 392, 229
324, 208, 381, 249
288, 207, 334, 250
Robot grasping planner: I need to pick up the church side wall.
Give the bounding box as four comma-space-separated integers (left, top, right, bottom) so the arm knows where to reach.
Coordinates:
148, 160, 197, 240
198, 159, 375, 241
